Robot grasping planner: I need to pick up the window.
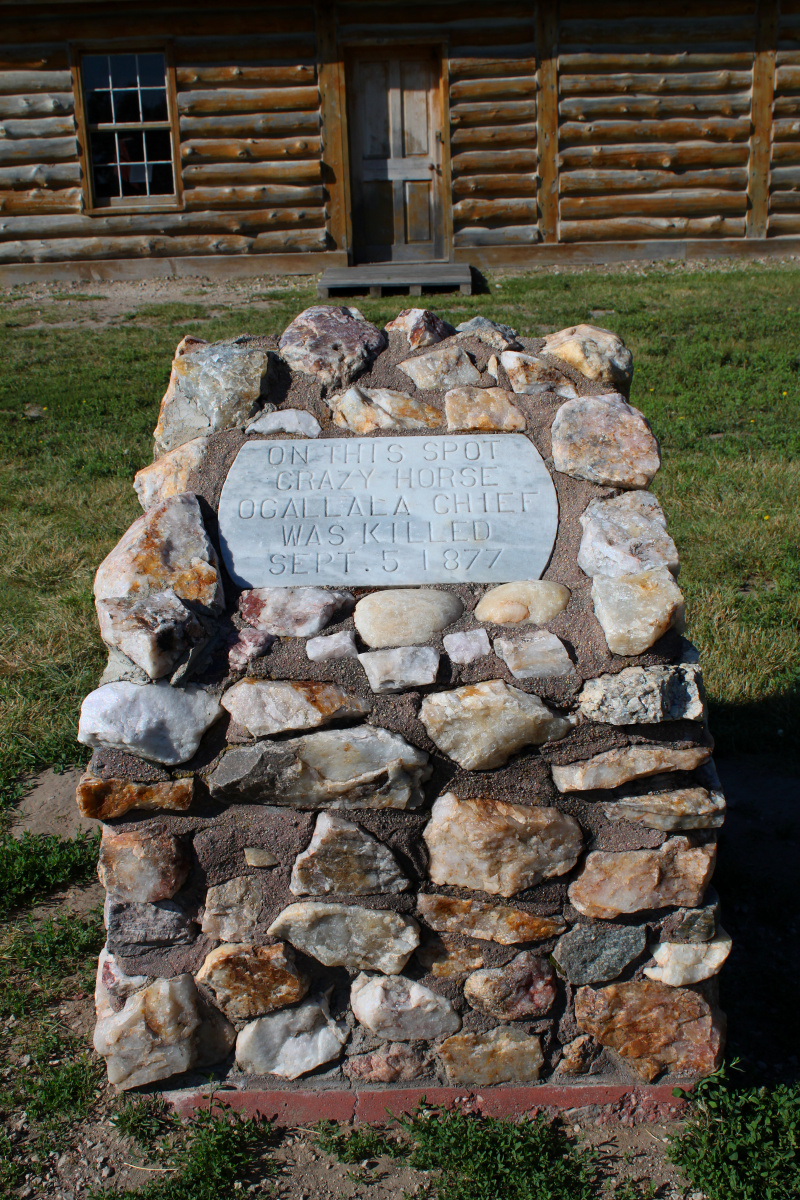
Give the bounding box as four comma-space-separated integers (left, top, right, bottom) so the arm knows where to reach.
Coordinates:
80, 51, 178, 207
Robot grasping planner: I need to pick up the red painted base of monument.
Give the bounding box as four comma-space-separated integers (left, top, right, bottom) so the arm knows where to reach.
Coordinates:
168, 1083, 689, 1126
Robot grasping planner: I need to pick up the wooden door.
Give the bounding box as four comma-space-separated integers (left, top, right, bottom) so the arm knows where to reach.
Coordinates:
346, 47, 445, 263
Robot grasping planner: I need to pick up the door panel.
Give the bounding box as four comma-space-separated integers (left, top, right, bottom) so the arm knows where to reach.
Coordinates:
348, 47, 445, 263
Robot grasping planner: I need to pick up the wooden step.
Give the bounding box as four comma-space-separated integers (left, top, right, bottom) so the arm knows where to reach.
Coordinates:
318, 263, 472, 298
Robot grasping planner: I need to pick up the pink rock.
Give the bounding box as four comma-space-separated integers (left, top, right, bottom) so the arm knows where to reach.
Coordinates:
385, 308, 454, 349
227, 627, 275, 671
344, 1043, 430, 1083
568, 837, 716, 919
279, 305, 386, 388
464, 951, 557, 1020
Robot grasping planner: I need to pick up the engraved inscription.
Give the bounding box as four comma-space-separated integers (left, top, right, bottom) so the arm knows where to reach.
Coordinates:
218, 435, 558, 587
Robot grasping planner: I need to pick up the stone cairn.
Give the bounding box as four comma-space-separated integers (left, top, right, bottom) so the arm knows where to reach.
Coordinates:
78, 306, 729, 1093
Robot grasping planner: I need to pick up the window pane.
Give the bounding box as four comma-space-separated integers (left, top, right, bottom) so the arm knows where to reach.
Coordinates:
87, 89, 113, 125
90, 130, 117, 165
83, 55, 109, 91
121, 162, 148, 196
145, 128, 172, 161
149, 162, 175, 195
93, 164, 120, 199
113, 89, 140, 123
138, 53, 166, 88
140, 88, 168, 122
118, 130, 145, 162
110, 54, 137, 88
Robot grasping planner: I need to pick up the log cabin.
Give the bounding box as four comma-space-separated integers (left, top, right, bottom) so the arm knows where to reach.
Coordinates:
0, 0, 797, 282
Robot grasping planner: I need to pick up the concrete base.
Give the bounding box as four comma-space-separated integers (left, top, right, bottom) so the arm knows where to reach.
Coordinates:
167, 1083, 689, 1127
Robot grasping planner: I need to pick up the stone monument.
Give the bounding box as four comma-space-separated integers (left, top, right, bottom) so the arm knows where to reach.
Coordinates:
78, 306, 728, 1095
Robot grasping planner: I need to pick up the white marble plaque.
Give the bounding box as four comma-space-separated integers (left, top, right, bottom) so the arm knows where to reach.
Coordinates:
218, 434, 558, 587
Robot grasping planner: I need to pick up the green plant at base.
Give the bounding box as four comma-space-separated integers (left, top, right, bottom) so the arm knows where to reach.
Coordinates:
0, 830, 100, 914
313, 1119, 402, 1163
19, 1031, 103, 1125
111, 1094, 179, 1149
668, 1063, 800, 1200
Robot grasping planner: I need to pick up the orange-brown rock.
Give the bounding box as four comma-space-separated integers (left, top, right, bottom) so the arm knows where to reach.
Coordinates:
416, 936, 485, 978
568, 837, 716, 919
444, 386, 525, 433
77, 773, 194, 821
416, 894, 566, 945
196, 943, 309, 1022
97, 824, 189, 903
438, 1027, 543, 1085
575, 980, 725, 1081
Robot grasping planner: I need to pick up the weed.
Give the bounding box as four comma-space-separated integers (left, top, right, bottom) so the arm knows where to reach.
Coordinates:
20, 1031, 103, 1126
112, 1094, 179, 1148
0, 908, 104, 1016
313, 1118, 401, 1163
668, 1063, 800, 1199
0, 1128, 22, 1197
607, 1180, 657, 1199
0, 830, 100, 913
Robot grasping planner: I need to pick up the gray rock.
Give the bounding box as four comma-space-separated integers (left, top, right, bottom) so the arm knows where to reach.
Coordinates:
579, 665, 705, 725
153, 335, 272, 457
290, 812, 409, 896
99, 647, 151, 686
239, 586, 354, 637
455, 315, 521, 350
201, 876, 262, 942
552, 924, 648, 985
247, 408, 321, 437
351, 973, 461, 1039
105, 897, 198, 955
278, 305, 386, 388
236, 995, 347, 1078
306, 630, 358, 662
661, 891, 720, 944
578, 491, 679, 579
442, 628, 491, 664
551, 394, 660, 489
268, 902, 420, 974
398, 344, 481, 389
78, 681, 222, 765
206, 725, 431, 810
493, 631, 573, 679
221, 679, 369, 736
359, 646, 440, 692
354, 588, 463, 648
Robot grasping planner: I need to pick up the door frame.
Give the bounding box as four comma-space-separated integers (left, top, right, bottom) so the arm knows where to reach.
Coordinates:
336, 37, 453, 264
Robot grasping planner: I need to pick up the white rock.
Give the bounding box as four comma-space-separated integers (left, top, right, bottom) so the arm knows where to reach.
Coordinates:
443, 628, 491, 664
78, 681, 222, 765
247, 408, 321, 437
592, 568, 685, 655
568, 837, 716, 919
499, 351, 577, 397
385, 308, 454, 349
644, 928, 732, 986
494, 631, 573, 679
351, 973, 461, 1040
221, 679, 369, 737
602, 785, 726, 831
455, 316, 521, 350
543, 323, 633, 389
290, 812, 408, 896
328, 385, 441, 432
96, 588, 204, 681
486, 354, 500, 382
474, 581, 570, 626
578, 491, 679, 579
239, 586, 354, 637
423, 792, 583, 897
444, 385, 525, 433
552, 743, 713, 793
418, 679, 575, 770
201, 876, 261, 942
94, 973, 203, 1090
96, 948, 148, 1005
354, 588, 463, 648
134, 436, 209, 510
268, 902, 420, 973
579, 664, 705, 724
306, 630, 359, 661
359, 646, 439, 693
551, 394, 660, 489
278, 305, 387, 388
236, 996, 347, 1078
398, 344, 481, 389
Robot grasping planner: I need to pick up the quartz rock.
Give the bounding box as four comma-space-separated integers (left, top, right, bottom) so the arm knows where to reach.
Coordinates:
592, 568, 685, 656
575, 980, 724, 1081
207, 725, 431, 810
551, 394, 660, 489
553, 924, 647, 985
438, 1027, 543, 1085
578, 491, 679, 579
77, 772, 194, 820
499, 351, 577, 397
344, 1043, 429, 1083
239, 586, 354, 637
555, 1033, 594, 1076
386, 308, 454, 349
543, 324, 633, 390
94, 973, 205, 1089
424, 792, 583, 897
78, 681, 222, 765
96, 588, 205, 680
236, 995, 347, 1078
99, 647, 151, 686
244, 847, 278, 867
494, 631, 573, 679
644, 929, 732, 987
98, 825, 189, 903
552, 743, 712, 793
418, 680, 575, 770
662, 892, 720, 944
196, 943, 309, 1020
279, 305, 387, 388
248, 408, 321, 437
351, 973, 461, 1040
105, 897, 198, 955
290, 813, 409, 896
398, 344, 481, 389
455, 315, 521, 350
569, 837, 716, 919
417, 893, 567, 944
201, 876, 261, 942
416, 937, 485, 977
602, 785, 726, 831
443, 628, 490, 664
486, 354, 499, 382
153, 335, 272, 456
579, 665, 705, 725
329, 385, 441, 432
444, 385, 525, 432
354, 588, 463, 648
134, 436, 209, 511
227, 627, 275, 672
221, 679, 369, 737
474, 581, 570, 626
359, 646, 440, 693
306, 630, 358, 661
465, 951, 556, 1020
97, 948, 148, 1004
268, 902, 419, 974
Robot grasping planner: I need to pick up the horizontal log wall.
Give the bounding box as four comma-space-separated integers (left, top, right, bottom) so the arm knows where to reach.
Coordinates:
770, 1, 800, 232
556, 2, 757, 241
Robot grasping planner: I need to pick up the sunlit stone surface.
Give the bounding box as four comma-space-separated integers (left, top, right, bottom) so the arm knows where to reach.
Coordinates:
268, 902, 420, 974
289, 813, 409, 896
236, 996, 347, 1078
278, 305, 386, 388
351, 973, 461, 1039
424, 792, 583, 898
553, 924, 647, 985
416, 937, 486, 977
442, 628, 491, 664
444, 386, 525, 432
221, 679, 369, 737
77, 773, 194, 821
244, 847, 279, 868
329, 386, 441, 432
602, 785, 726, 831
494, 630, 573, 679
398, 344, 481, 389
306, 630, 358, 662
464, 951, 556, 1019
134, 436, 209, 511
543, 324, 633, 390
578, 491, 679, 579
354, 589, 463, 648
98, 825, 189, 903
96, 948, 148, 1004
551, 394, 660, 489
474, 581, 570, 626
592, 568, 685, 655
78, 681, 222, 765
438, 1027, 543, 1085
386, 308, 454, 349
344, 1043, 430, 1082
239, 586, 354, 637
359, 646, 440, 692
499, 351, 577, 397
248, 408, 321, 437
552, 743, 712, 793
455, 315, 521, 349
416, 894, 567, 944
196, 943, 309, 1020
201, 877, 261, 942
419, 680, 574, 770
569, 837, 716, 919
579, 665, 705, 725
644, 929, 732, 986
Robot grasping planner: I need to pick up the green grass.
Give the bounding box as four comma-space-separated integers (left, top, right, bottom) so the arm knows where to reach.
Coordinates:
0, 830, 100, 914
313, 1118, 402, 1162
